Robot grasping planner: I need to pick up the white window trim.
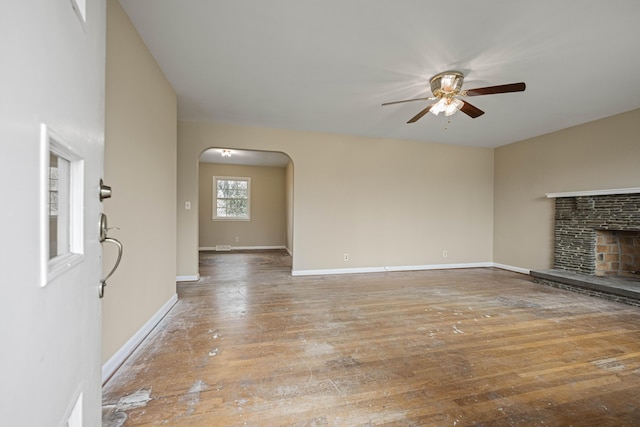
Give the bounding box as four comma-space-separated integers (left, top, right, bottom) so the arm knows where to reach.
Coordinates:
39, 124, 85, 287
212, 176, 251, 221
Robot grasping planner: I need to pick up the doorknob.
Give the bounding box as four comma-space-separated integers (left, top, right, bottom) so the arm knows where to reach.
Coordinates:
99, 213, 123, 298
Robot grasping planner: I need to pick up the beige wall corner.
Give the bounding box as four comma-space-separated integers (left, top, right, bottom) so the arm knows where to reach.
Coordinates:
103, 0, 177, 365
494, 108, 640, 271
178, 121, 494, 276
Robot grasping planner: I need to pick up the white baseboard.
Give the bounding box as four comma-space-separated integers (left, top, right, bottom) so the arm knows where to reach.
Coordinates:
292, 266, 385, 276
285, 247, 293, 257
102, 293, 178, 385
199, 245, 286, 251
492, 263, 531, 275
386, 262, 493, 271
176, 274, 199, 282
292, 262, 493, 277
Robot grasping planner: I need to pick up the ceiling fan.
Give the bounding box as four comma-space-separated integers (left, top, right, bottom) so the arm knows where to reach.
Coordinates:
382, 71, 525, 123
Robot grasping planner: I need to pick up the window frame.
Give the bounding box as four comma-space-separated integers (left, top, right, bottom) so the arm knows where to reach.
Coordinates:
39, 124, 85, 286
212, 176, 251, 221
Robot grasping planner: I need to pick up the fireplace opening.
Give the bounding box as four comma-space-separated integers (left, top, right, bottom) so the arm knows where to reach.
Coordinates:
595, 230, 640, 279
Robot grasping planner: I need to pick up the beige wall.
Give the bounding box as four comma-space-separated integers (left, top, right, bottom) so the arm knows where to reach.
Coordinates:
103, 0, 177, 363
198, 163, 286, 248
494, 108, 640, 271
285, 161, 294, 253
178, 121, 494, 276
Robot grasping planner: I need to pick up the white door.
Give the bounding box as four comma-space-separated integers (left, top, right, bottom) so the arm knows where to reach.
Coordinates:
0, 0, 106, 426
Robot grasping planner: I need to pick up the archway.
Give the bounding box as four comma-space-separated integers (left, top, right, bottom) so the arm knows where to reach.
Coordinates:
196, 148, 294, 276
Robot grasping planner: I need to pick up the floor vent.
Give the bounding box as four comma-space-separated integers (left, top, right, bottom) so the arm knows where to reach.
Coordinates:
215, 245, 232, 251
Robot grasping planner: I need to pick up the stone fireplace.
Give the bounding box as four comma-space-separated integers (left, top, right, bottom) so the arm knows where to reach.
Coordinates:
531, 189, 640, 305
553, 192, 640, 278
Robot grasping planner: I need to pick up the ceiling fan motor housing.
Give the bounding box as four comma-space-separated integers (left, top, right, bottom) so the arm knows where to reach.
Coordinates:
430, 71, 464, 97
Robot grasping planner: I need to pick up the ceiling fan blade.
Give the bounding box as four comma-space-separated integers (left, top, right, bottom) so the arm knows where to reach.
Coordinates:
382, 97, 434, 106
465, 82, 526, 96
407, 104, 434, 123
460, 101, 485, 118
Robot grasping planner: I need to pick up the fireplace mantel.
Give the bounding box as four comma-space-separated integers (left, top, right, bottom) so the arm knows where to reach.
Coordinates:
546, 187, 640, 198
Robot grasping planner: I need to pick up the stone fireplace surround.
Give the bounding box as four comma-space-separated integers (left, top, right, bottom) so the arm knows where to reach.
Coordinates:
531, 189, 640, 305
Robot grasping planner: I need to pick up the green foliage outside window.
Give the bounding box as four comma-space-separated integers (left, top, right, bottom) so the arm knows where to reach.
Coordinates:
214, 177, 250, 219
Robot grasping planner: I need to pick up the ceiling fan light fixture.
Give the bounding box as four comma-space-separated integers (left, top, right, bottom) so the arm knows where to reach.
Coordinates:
445, 98, 463, 116
430, 97, 463, 116
429, 98, 447, 116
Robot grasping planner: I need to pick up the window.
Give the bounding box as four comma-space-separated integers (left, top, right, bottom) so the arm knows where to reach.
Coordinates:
40, 124, 84, 286
49, 152, 71, 259
213, 176, 251, 220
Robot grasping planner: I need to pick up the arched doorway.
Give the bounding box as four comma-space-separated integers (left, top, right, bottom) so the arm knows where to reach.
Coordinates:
196, 148, 294, 275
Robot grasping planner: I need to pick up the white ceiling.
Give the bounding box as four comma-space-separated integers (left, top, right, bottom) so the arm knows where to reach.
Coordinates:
120, 0, 640, 150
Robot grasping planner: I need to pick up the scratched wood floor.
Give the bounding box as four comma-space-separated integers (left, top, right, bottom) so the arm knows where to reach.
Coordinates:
102, 250, 640, 426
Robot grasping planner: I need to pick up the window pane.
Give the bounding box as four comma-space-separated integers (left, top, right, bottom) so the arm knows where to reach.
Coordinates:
228, 199, 247, 216
216, 199, 226, 217
49, 152, 70, 259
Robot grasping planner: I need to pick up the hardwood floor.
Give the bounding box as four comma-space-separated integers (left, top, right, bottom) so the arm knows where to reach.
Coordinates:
102, 250, 640, 426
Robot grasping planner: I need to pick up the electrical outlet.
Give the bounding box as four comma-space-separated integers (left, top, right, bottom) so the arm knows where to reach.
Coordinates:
184, 201, 191, 210
344, 253, 349, 261
442, 250, 448, 258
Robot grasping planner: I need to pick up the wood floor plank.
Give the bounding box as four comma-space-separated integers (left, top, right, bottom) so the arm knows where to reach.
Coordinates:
103, 250, 640, 426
